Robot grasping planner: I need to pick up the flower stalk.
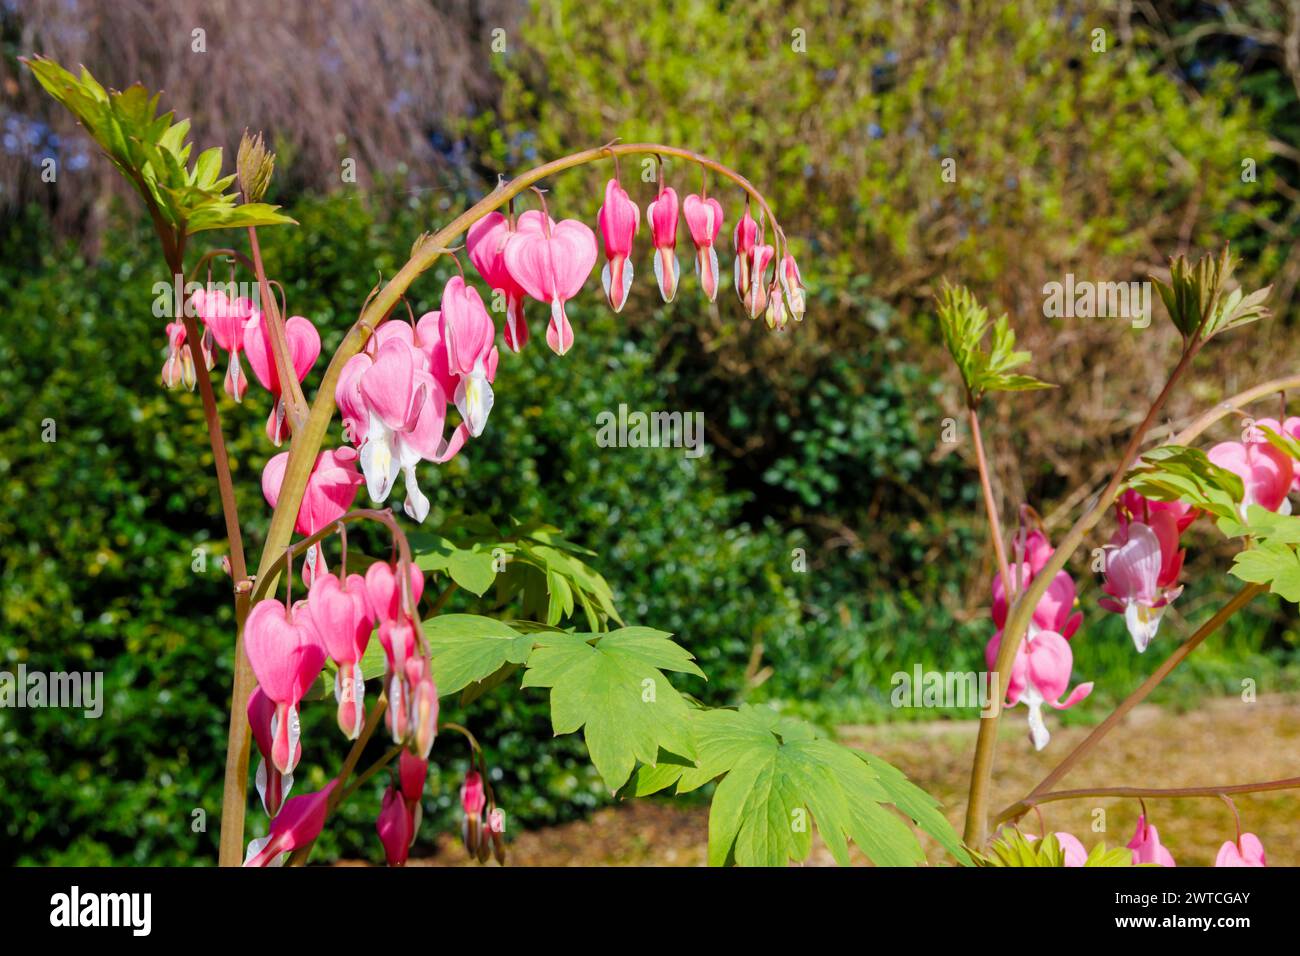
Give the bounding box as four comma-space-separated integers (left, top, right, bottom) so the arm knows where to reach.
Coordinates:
217, 142, 785, 865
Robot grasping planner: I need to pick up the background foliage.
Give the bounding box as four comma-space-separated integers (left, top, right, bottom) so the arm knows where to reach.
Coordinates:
2, 1, 1299, 864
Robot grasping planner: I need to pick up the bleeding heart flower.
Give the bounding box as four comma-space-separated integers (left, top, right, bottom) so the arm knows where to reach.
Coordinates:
192, 288, 255, 402
262, 447, 364, 584
243, 312, 322, 446
243, 779, 338, 867
1246, 416, 1300, 492
732, 207, 762, 301
1115, 488, 1199, 534
1099, 517, 1184, 653
992, 564, 1082, 639
440, 275, 499, 438
744, 244, 776, 319
411, 665, 439, 759
379, 620, 419, 743
682, 193, 725, 302
460, 769, 486, 856
778, 253, 805, 322
646, 186, 681, 303
306, 571, 375, 739
243, 598, 327, 774
339, 338, 459, 522
1127, 815, 1176, 866
765, 279, 788, 331
248, 686, 295, 817
161, 321, 197, 391
376, 785, 413, 866
1054, 832, 1088, 867
1215, 832, 1267, 867
365, 560, 425, 623
986, 628, 1092, 751
504, 210, 597, 356
467, 212, 531, 351
1208, 439, 1294, 516
598, 178, 641, 313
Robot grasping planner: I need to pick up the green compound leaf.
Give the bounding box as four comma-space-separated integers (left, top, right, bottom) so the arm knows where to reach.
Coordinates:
936, 282, 1053, 406
410, 531, 500, 596
974, 828, 1134, 867
1230, 540, 1300, 602
422, 614, 534, 695
1126, 445, 1243, 522
635, 705, 970, 867
521, 628, 704, 792
23, 55, 294, 236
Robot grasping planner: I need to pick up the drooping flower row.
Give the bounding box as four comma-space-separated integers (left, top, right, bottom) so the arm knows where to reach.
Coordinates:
241, 556, 440, 865
1042, 812, 1266, 867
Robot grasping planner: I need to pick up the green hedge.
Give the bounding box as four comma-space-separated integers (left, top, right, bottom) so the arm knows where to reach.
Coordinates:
2, 191, 1295, 866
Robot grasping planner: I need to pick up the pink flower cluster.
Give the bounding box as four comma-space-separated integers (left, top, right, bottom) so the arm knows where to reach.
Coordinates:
1046, 814, 1266, 867
335, 276, 493, 523
242, 559, 437, 866
985, 528, 1092, 750
177, 288, 322, 447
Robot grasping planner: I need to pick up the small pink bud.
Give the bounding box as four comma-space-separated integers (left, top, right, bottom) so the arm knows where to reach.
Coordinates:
243, 779, 338, 867
376, 786, 412, 866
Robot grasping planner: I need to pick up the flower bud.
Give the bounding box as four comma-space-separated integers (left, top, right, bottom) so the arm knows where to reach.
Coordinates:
376, 786, 412, 867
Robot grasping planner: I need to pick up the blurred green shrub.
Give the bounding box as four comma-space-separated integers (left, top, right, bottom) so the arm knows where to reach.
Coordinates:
2, 175, 1294, 866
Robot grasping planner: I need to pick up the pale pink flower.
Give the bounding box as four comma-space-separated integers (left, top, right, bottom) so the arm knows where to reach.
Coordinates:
243, 598, 327, 775
986, 628, 1092, 750
244, 779, 338, 867
306, 571, 375, 739
1246, 416, 1300, 492
683, 192, 725, 302
161, 321, 196, 391
646, 186, 681, 303
192, 287, 255, 402
744, 244, 775, 319
248, 686, 294, 816
1208, 439, 1294, 516
1215, 832, 1267, 867
1127, 814, 1176, 866
439, 275, 499, 438
504, 209, 597, 356
262, 447, 364, 583
336, 337, 457, 523
1099, 516, 1184, 653
467, 211, 531, 351
598, 178, 640, 312
732, 207, 762, 301
778, 253, 806, 322
243, 312, 321, 446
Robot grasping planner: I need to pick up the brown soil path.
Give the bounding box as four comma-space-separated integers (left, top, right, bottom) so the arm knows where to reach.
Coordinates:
398, 694, 1299, 866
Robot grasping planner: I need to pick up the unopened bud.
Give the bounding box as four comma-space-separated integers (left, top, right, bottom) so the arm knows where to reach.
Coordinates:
237, 129, 276, 203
